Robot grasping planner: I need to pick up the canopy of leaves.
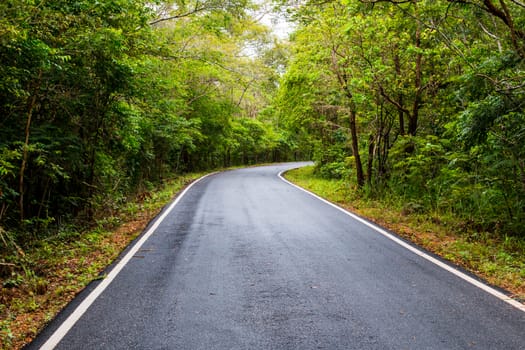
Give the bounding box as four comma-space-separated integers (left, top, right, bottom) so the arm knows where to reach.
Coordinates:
0, 0, 294, 252
270, 0, 525, 236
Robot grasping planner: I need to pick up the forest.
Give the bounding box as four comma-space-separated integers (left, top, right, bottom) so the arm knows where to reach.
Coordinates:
0, 0, 524, 347
276, 0, 525, 236
1, 0, 524, 267
0, 0, 298, 252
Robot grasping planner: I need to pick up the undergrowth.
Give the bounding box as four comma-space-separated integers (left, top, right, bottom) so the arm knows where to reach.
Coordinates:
0, 172, 206, 349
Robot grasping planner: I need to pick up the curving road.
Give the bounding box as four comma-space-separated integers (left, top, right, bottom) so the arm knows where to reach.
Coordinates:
28, 163, 525, 349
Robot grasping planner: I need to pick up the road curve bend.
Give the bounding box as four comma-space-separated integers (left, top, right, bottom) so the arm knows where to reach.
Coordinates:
28, 163, 525, 350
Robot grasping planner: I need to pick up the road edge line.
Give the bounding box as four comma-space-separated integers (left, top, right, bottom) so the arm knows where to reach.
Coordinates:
278, 170, 525, 313
39, 173, 216, 350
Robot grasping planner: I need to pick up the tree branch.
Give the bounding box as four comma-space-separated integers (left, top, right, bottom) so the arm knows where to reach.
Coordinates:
150, 4, 219, 26
509, 0, 525, 8
378, 84, 411, 115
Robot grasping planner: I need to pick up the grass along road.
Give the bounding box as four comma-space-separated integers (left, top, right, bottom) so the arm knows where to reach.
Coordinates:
0, 172, 207, 350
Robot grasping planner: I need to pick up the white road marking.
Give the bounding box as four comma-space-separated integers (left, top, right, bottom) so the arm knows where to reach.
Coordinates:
39, 173, 215, 350
278, 169, 525, 313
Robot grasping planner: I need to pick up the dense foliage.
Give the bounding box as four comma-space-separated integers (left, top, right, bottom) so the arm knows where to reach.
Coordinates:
2, 0, 524, 252
273, 0, 525, 236
0, 0, 293, 252
3, 0, 524, 346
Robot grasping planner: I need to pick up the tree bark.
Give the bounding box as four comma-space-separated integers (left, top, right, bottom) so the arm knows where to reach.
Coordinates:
409, 1, 422, 136
19, 69, 43, 222
393, 51, 406, 136
331, 47, 365, 187
367, 134, 375, 185
349, 109, 365, 187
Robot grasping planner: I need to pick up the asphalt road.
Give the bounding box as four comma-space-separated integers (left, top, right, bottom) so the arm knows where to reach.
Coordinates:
28, 163, 525, 349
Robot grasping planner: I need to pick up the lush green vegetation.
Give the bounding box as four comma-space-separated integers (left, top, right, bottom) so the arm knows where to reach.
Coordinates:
273, 0, 525, 238
1, 172, 205, 348
0, 0, 294, 253
2, 0, 525, 347
0, 2, 295, 346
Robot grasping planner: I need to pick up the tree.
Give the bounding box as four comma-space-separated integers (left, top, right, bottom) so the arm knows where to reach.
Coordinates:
274, 0, 525, 234
0, 0, 289, 248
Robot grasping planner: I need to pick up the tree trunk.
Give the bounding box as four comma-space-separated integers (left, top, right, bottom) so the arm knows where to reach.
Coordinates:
19, 69, 43, 222
349, 109, 365, 187
367, 134, 375, 185
409, 1, 422, 136
331, 46, 365, 187
393, 50, 406, 136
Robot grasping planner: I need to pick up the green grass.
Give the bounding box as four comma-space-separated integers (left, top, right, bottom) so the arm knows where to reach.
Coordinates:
285, 165, 525, 301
